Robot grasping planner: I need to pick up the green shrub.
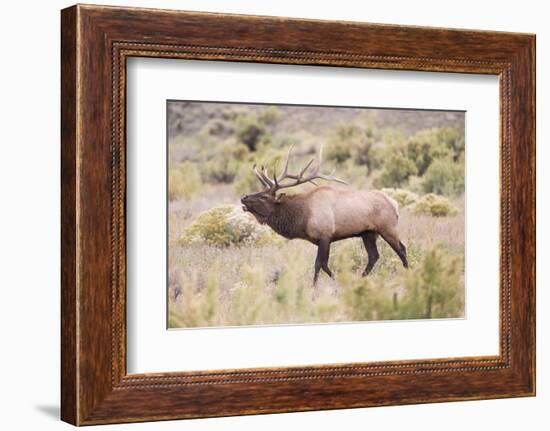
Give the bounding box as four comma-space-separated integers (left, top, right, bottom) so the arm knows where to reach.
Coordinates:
179, 205, 280, 247
379, 152, 418, 187
336, 122, 361, 140
203, 143, 249, 183
221, 105, 248, 121
201, 118, 233, 137
378, 127, 463, 184
325, 122, 361, 163
168, 161, 202, 201
382, 128, 406, 148
235, 113, 270, 151
325, 137, 352, 163
381, 188, 419, 207
411, 193, 458, 217
437, 127, 465, 162
405, 128, 451, 176
421, 157, 464, 196
258, 106, 281, 125
351, 127, 382, 173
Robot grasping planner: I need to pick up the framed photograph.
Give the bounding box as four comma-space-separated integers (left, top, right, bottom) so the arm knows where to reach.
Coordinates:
61, 4, 535, 425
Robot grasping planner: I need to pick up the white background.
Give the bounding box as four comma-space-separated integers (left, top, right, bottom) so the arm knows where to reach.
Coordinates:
127, 59, 500, 373
0, 0, 547, 430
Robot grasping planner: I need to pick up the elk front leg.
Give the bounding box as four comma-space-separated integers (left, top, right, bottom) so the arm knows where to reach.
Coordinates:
313, 239, 333, 285
361, 231, 379, 276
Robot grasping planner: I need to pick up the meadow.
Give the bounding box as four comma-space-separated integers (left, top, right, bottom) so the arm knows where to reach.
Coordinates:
167, 102, 465, 328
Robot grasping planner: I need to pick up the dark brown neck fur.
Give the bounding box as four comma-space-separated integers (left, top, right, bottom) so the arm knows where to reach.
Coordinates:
266, 195, 309, 240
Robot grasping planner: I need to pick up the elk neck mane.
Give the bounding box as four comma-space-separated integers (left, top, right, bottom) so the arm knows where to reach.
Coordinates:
266, 193, 311, 240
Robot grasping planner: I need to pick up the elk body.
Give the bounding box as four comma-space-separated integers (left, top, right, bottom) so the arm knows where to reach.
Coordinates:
241, 146, 408, 285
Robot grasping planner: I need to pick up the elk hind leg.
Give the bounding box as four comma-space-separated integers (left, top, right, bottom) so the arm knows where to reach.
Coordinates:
361, 231, 379, 276
381, 231, 408, 269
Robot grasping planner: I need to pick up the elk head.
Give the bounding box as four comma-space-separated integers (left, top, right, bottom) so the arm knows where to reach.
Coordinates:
241, 145, 347, 223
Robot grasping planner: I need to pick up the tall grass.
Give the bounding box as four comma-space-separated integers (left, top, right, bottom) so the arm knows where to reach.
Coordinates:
168, 207, 465, 328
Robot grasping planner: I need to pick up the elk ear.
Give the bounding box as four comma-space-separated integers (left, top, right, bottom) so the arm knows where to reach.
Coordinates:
275, 193, 286, 203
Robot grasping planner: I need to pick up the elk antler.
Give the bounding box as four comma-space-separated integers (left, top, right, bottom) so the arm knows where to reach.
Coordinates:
253, 164, 273, 189
252, 144, 348, 192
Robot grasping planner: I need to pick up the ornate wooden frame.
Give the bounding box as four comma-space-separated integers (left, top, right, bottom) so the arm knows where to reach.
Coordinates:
61, 4, 535, 425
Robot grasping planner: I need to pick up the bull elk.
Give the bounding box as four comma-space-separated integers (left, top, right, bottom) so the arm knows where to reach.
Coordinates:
241, 146, 408, 285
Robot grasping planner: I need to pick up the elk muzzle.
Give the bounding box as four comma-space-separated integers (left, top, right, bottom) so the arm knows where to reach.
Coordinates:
241, 195, 250, 211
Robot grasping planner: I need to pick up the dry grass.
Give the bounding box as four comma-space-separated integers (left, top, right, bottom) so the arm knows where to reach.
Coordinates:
168, 193, 465, 328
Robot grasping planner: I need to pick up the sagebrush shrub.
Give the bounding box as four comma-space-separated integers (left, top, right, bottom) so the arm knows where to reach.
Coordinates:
179, 205, 279, 247
411, 193, 458, 217
381, 187, 420, 207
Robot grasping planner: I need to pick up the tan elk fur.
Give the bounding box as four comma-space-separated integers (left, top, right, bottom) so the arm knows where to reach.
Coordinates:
241, 146, 408, 284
